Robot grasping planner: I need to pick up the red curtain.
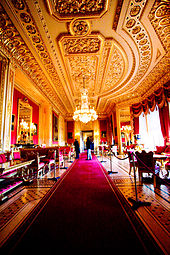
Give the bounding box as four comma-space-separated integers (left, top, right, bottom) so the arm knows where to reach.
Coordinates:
131, 82, 170, 117
133, 117, 139, 135
159, 104, 170, 145
131, 82, 170, 145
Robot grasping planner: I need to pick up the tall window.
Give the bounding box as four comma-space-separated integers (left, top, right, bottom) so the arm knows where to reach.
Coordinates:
139, 107, 164, 150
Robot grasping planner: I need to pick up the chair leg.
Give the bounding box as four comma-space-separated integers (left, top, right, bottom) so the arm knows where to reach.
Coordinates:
153, 175, 157, 188
139, 172, 142, 184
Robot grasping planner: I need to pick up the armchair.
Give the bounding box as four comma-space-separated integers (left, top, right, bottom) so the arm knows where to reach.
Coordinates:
135, 151, 156, 186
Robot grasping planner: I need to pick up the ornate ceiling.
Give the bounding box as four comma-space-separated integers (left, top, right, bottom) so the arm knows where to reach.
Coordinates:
0, 0, 169, 119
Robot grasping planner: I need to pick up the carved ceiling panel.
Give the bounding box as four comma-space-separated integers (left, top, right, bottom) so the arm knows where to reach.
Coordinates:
58, 30, 127, 108
0, 0, 169, 118
46, 0, 109, 21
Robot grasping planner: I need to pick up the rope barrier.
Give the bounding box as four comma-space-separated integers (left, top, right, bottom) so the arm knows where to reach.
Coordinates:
110, 150, 169, 186
100, 149, 169, 209
112, 152, 129, 160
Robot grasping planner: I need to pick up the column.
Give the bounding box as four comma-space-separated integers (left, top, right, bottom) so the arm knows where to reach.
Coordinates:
116, 107, 122, 154
0, 53, 15, 151
39, 103, 52, 146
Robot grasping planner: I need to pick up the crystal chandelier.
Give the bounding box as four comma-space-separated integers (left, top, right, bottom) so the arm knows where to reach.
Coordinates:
20, 119, 29, 130
73, 89, 98, 124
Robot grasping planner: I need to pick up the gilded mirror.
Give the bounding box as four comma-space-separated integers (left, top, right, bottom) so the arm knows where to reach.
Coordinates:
17, 98, 32, 144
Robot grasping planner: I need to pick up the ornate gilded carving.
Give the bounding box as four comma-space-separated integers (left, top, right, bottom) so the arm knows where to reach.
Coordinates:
102, 47, 125, 93
62, 37, 101, 54
68, 55, 97, 93
124, 0, 152, 76
46, 0, 109, 21
2, 1, 74, 115
0, 3, 68, 115
70, 19, 91, 36
126, 19, 136, 28
111, 0, 153, 105
12, 0, 25, 10
130, 5, 141, 16
20, 13, 31, 23
112, 0, 124, 30
149, 0, 170, 50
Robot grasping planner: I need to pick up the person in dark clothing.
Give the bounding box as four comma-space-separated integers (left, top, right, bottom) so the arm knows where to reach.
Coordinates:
86, 137, 92, 160
74, 139, 80, 159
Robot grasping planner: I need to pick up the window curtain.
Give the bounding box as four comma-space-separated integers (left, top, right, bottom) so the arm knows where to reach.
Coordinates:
133, 117, 139, 135
131, 82, 170, 118
147, 108, 164, 149
139, 114, 149, 148
159, 103, 170, 145
139, 108, 164, 150
132, 82, 170, 146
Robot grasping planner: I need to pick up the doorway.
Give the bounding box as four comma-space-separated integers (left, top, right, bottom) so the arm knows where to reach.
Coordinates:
80, 130, 94, 152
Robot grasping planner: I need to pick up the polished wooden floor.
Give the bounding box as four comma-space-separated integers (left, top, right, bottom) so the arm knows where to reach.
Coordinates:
0, 154, 169, 254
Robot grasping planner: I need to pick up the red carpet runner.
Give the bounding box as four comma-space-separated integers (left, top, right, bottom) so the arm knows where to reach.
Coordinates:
3, 153, 161, 254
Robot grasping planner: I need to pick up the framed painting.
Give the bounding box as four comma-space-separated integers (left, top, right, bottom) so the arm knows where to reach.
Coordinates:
53, 113, 58, 142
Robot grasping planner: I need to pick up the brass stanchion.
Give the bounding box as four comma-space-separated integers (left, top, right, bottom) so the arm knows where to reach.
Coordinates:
128, 152, 151, 210
49, 150, 60, 181
107, 149, 118, 174
100, 145, 106, 163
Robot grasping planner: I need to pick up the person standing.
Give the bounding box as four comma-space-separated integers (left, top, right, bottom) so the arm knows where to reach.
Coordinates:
74, 139, 80, 159
86, 137, 92, 160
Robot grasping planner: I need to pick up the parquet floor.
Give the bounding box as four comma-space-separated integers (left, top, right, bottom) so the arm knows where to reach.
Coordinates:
0, 162, 72, 247
101, 155, 170, 254
0, 155, 169, 254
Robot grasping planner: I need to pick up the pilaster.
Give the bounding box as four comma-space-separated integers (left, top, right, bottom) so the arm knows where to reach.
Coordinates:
0, 52, 15, 151
116, 107, 122, 154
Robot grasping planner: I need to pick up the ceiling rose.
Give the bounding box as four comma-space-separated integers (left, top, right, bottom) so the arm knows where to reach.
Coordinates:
70, 19, 91, 36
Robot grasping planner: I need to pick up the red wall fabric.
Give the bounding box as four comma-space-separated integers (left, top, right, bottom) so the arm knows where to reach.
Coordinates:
99, 119, 107, 143
67, 121, 74, 144
11, 88, 39, 144
133, 117, 139, 135
159, 104, 170, 145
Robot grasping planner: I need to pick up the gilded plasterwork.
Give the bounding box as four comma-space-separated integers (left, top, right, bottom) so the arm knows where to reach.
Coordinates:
99, 0, 170, 110
62, 37, 101, 54
58, 32, 104, 100
9, 0, 73, 114
102, 47, 125, 93
0, 2, 70, 115
69, 19, 91, 36
59, 31, 127, 107
148, 0, 170, 50
1, 0, 169, 120
123, 0, 152, 83
46, 0, 109, 20
67, 55, 97, 94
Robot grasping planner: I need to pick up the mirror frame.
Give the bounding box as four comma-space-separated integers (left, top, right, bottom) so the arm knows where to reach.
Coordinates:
17, 98, 32, 144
